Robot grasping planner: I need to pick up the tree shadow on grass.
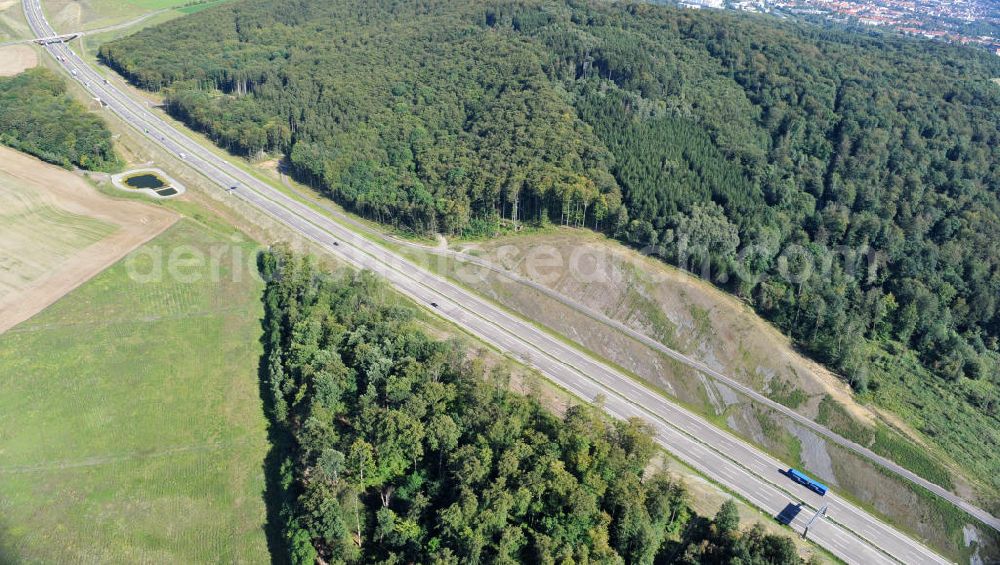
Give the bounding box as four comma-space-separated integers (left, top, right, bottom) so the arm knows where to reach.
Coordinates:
256, 253, 293, 565
259, 378, 294, 564
657, 514, 712, 563
0, 517, 21, 565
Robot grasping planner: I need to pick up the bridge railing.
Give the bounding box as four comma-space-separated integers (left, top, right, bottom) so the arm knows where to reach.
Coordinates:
34, 33, 80, 45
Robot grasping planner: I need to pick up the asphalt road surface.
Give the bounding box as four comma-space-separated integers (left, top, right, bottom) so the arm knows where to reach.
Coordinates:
292, 181, 1000, 538
22, 2, 965, 562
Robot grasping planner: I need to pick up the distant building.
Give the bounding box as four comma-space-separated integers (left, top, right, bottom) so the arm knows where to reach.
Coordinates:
679, 0, 724, 9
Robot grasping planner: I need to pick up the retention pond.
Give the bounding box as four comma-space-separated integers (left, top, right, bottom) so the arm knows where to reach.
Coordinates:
111, 168, 185, 199
124, 173, 167, 190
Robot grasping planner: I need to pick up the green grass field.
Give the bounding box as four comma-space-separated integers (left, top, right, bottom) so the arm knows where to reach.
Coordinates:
102, 0, 232, 15
0, 0, 29, 43
0, 219, 270, 563
43, 0, 236, 36
176, 0, 230, 14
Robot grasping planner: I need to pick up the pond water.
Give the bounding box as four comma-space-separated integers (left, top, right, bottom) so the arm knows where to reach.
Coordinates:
155, 187, 178, 197
124, 173, 166, 189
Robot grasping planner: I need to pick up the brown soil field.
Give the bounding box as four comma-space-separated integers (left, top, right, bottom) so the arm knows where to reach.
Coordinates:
0, 44, 37, 76
0, 146, 177, 333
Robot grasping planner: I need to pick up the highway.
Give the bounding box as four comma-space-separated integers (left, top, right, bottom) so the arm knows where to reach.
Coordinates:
22, 1, 957, 562
286, 178, 1000, 537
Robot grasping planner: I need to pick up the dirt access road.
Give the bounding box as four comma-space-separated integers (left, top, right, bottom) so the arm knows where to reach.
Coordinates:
0, 146, 177, 333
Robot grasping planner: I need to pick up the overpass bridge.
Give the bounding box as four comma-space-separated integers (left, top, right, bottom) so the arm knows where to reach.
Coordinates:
0, 32, 81, 48
34, 32, 80, 45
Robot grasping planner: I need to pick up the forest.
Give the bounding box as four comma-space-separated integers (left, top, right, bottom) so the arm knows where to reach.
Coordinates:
258, 248, 804, 564
0, 68, 120, 171
99, 0, 1000, 496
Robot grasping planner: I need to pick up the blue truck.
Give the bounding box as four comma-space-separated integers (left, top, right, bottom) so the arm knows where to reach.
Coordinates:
787, 468, 828, 496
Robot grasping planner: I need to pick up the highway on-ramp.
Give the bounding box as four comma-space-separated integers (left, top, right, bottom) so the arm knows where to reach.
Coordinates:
22, 2, 957, 562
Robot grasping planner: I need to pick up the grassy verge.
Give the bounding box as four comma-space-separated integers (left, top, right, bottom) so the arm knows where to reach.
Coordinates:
825, 438, 990, 564
0, 219, 270, 563
816, 395, 954, 490
768, 378, 809, 409
869, 346, 1000, 505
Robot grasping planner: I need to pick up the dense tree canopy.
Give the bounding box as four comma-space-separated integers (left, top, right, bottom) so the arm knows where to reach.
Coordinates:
259, 248, 803, 564
101, 0, 1000, 493
100, 1, 625, 236
0, 68, 121, 171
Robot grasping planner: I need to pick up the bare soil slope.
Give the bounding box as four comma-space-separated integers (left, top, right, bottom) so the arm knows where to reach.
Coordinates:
466, 229, 871, 423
